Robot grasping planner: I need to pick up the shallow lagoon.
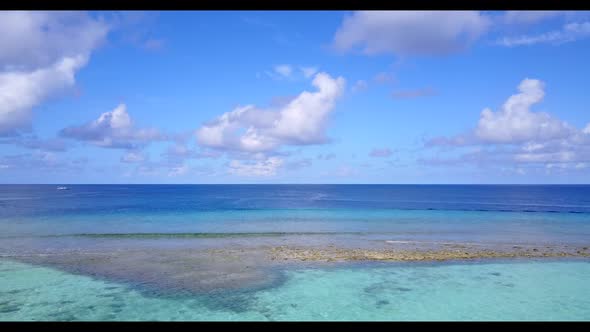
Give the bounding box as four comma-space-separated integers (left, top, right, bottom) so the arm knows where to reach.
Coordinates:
1, 259, 589, 321
2, 185, 590, 321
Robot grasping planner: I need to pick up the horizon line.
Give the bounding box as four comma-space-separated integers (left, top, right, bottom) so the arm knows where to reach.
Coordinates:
2, 183, 590, 186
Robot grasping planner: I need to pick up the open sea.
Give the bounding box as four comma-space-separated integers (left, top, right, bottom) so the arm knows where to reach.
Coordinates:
1, 184, 589, 321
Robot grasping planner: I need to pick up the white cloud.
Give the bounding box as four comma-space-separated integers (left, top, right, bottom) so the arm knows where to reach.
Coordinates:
332, 11, 491, 56
228, 156, 284, 177
0, 11, 108, 71
60, 103, 165, 149
196, 72, 346, 153
0, 55, 87, 136
475, 79, 572, 143
584, 123, 590, 135
274, 64, 293, 77
496, 21, 590, 47
425, 78, 590, 171
0, 11, 109, 136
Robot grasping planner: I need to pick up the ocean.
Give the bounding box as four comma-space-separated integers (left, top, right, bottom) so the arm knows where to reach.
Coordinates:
1, 184, 589, 321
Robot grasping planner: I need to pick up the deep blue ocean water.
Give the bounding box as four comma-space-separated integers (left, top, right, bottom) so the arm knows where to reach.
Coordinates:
1, 185, 589, 320
1, 185, 589, 244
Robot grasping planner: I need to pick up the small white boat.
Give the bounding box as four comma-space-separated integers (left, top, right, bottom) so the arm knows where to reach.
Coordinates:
56, 186, 69, 190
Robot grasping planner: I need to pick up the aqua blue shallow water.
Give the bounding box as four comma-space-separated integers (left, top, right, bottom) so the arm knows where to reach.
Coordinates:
1, 259, 589, 321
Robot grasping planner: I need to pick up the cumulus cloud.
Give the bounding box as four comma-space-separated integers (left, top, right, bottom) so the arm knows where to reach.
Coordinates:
332, 11, 491, 56
424, 78, 590, 170
0, 11, 109, 136
196, 72, 346, 154
0, 55, 88, 136
474, 79, 572, 143
0, 11, 108, 71
369, 148, 393, 158
496, 21, 590, 47
60, 103, 165, 149
228, 156, 284, 177
428, 79, 574, 147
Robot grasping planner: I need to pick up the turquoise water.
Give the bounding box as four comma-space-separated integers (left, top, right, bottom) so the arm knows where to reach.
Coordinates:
2, 185, 590, 320
2, 259, 589, 321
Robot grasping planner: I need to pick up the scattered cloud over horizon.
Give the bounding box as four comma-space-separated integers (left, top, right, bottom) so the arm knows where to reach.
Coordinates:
197, 72, 346, 154
60, 103, 166, 149
285, 158, 313, 170
0, 151, 88, 173
424, 78, 590, 172
197, 72, 346, 176
228, 156, 284, 177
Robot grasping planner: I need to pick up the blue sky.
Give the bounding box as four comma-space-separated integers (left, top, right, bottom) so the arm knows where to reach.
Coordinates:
1, 10, 590, 184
